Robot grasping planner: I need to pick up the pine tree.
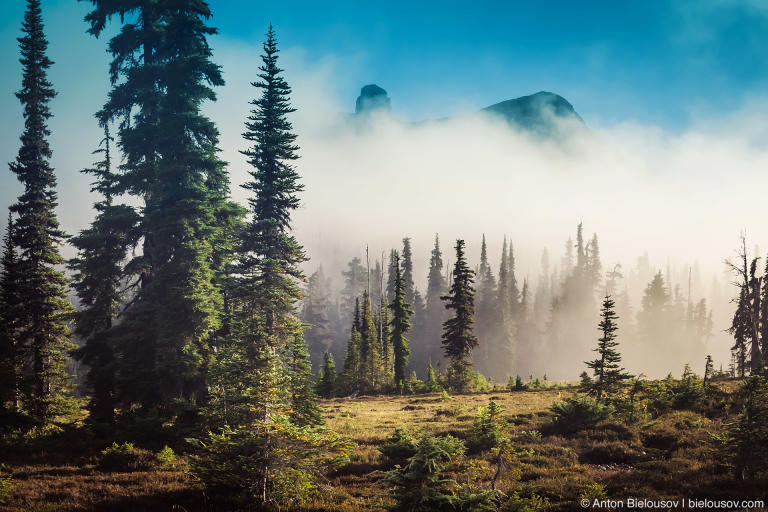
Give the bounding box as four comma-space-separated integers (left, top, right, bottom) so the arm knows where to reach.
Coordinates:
69, 128, 140, 427
9, 0, 76, 424
390, 253, 413, 392
317, 351, 337, 398
83, 0, 241, 419
441, 240, 478, 392
584, 296, 632, 400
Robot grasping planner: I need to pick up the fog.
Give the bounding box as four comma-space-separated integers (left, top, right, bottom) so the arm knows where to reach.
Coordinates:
194, 43, 768, 378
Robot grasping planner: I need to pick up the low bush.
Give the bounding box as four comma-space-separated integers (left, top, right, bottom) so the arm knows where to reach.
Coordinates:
501, 491, 549, 512
379, 427, 418, 466
0, 465, 12, 504
97, 442, 155, 472
549, 396, 613, 434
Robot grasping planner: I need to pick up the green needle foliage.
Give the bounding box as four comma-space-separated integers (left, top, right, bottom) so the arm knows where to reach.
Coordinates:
441, 240, 479, 392
584, 296, 632, 401
8, 0, 76, 426
389, 253, 413, 392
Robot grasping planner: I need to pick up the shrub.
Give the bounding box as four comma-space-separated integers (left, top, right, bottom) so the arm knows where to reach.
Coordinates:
725, 376, 768, 480
155, 445, 176, 468
0, 466, 11, 504
188, 416, 351, 507
97, 442, 155, 472
468, 400, 506, 453
501, 491, 549, 512
549, 396, 613, 434
579, 483, 607, 505
386, 432, 467, 511
379, 428, 418, 465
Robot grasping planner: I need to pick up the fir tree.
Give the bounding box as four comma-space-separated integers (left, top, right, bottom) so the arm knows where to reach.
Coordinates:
359, 291, 380, 392
9, 0, 76, 424
379, 293, 393, 386
424, 235, 447, 365
441, 240, 478, 392
508, 241, 521, 319
69, 128, 140, 427
317, 351, 337, 398
83, 0, 241, 418
585, 296, 632, 400
389, 253, 413, 392
402, 238, 415, 306
0, 215, 19, 415
287, 331, 324, 426
342, 328, 362, 394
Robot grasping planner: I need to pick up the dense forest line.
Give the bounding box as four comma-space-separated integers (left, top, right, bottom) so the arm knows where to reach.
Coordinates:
0, 1, 767, 510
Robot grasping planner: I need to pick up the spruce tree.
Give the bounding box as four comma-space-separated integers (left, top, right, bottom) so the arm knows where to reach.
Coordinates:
342, 328, 362, 394
69, 128, 140, 427
359, 291, 380, 392
508, 241, 521, 319
9, 0, 76, 424
83, 0, 241, 419
441, 240, 478, 392
389, 253, 413, 392
379, 293, 393, 387
585, 296, 632, 400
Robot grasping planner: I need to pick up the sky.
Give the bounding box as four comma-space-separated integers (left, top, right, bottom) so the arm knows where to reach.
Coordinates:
3, 1, 768, 364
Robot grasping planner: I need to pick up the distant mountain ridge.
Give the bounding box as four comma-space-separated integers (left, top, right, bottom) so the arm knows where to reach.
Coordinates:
353, 84, 585, 137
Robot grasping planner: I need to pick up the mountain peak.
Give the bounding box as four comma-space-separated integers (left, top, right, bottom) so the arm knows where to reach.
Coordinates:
482, 91, 584, 136
355, 84, 391, 114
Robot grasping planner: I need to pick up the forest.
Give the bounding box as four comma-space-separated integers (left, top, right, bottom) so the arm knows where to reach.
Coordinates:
0, 1, 767, 511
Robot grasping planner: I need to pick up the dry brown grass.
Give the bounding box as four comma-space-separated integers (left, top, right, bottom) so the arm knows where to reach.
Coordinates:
1, 384, 764, 512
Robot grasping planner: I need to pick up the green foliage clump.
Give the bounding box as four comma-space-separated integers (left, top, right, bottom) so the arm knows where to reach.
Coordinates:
189, 416, 351, 507
726, 376, 768, 480
98, 442, 155, 472
155, 445, 176, 468
0, 465, 11, 504
549, 396, 614, 434
500, 492, 549, 512
469, 400, 506, 452
387, 432, 474, 511
379, 427, 418, 466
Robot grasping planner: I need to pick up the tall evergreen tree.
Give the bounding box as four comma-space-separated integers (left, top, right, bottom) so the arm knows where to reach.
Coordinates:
69, 128, 140, 427
441, 240, 478, 392
359, 291, 380, 392
508, 241, 521, 319
0, 215, 20, 415
9, 0, 76, 424
424, 235, 447, 364
402, 238, 415, 306
379, 293, 393, 386
389, 253, 413, 392
287, 331, 324, 426
317, 351, 337, 398
83, 0, 241, 419
584, 296, 632, 400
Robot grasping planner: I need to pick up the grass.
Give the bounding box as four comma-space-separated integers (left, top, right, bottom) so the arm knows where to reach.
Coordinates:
0, 383, 765, 511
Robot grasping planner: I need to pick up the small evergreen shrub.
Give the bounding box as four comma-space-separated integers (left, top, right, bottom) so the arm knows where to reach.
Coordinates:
379, 428, 418, 465
155, 445, 176, 468
501, 492, 549, 512
468, 400, 506, 453
549, 396, 613, 434
97, 442, 155, 472
0, 466, 12, 504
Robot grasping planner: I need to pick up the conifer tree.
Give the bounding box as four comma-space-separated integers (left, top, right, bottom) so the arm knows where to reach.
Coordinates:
389, 254, 413, 392
9, 0, 76, 424
379, 293, 393, 386
83, 0, 241, 418
386, 249, 399, 302
402, 238, 415, 306
359, 291, 380, 392
287, 331, 324, 426
69, 128, 140, 427
441, 240, 478, 392
585, 296, 632, 400
424, 235, 447, 364
317, 351, 337, 398
0, 215, 19, 415
342, 328, 362, 394
508, 241, 521, 319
